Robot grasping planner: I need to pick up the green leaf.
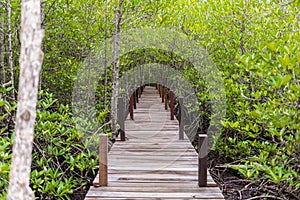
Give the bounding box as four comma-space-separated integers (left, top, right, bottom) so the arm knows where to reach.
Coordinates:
282, 75, 292, 86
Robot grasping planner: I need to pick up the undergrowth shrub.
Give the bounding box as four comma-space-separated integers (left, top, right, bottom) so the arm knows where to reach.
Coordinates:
203, 1, 300, 194
0, 89, 102, 199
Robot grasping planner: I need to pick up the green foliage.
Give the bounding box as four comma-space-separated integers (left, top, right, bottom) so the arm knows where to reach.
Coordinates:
0, 88, 15, 199
0, 91, 99, 199
0, 87, 15, 199
230, 154, 299, 186
42, 0, 108, 104
32, 91, 99, 199
183, 0, 300, 188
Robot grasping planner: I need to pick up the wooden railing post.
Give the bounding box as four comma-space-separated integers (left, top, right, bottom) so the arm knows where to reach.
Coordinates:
133, 90, 137, 109
117, 97, 125, 141
164, 88, 168, 110
198, 134, 208, 187
141, 85, 144, 93
135, 88, 139, 103
158, 84, 161, 97
130, 94, 134, 120
170, 91, 174, 120
94, 134, 108, 187
161, 86, 165, 103
179, 97, 184, 140
138, 86, 142, 98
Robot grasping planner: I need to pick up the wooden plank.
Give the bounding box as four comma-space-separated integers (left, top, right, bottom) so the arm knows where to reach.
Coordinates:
108, 153, 198, 156
95, 181, 214, 188
85, 191, 224, 198
88, 186, 222, 193
107, 169, 205, 174
96, 179, 217, 187
106, 174, 213, 180
86, 198, 223, 200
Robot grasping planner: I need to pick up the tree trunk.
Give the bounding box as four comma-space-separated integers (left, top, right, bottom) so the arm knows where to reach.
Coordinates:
104, 0, 109, 107
6, 0, 15, 100
110, 0, 123, 135
6, 0, 44, 199
0, 4, 5, 86
40, 0, 45, 25
38, 0, 45, 92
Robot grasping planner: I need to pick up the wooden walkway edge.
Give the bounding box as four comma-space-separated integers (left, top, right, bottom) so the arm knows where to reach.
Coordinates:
85, 86, 224, 199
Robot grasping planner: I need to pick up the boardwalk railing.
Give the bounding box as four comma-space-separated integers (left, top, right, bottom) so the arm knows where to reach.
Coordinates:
95, 85, 208, 188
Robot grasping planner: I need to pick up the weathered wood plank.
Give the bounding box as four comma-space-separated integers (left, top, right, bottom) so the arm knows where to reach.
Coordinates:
93, 181, 215, 188
88, 186, 223, 193
85, 191, 224, 198
86, 198, 223, 200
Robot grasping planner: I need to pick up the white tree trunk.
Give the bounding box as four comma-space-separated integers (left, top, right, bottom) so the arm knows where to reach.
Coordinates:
104, 0, 109, 107
6, 0, 15, 99
7, 0, 44, 199
110, 0, 123, 135
0, 4, 5, 85
38, 0, 45, 91
40, 0, 45, 25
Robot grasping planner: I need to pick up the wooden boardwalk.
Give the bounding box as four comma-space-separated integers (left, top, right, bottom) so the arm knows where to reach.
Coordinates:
85, 86, 224, 199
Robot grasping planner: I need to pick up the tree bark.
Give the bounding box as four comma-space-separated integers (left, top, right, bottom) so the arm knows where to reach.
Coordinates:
104, 0, 109, 107
40, 0, 45, 25
0, 4, 5, 85
38, 0, 45, 92
7, 0, 44, 199
6, 0, 15, 99
110, 0, 123, 135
